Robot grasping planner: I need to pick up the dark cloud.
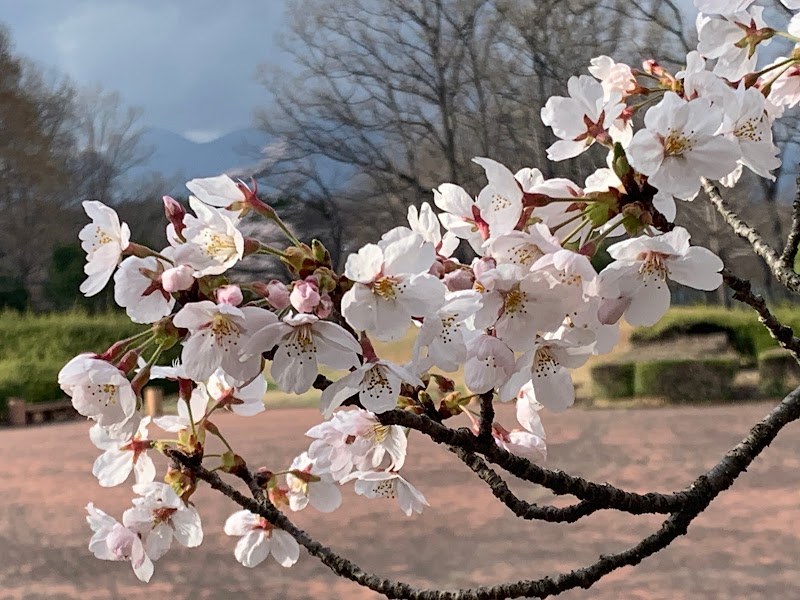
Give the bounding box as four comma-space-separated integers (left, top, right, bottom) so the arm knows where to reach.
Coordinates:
0, 0, 288, 139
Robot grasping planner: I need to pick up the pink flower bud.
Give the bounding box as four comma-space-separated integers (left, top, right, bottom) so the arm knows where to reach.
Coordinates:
163, 196, 186, 237
290, 279, 320, 313
315, 293, 333, 318
428, 259, 445, 278
265, 280, 290, 310
106, 524, 141, 565
443, 268, 475, 292
216, 284, 243, 306
162, 265, 195, 293
472, 257, 497, 279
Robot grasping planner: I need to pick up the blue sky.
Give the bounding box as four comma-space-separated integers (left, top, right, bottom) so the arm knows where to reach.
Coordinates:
0, 0, 288, 141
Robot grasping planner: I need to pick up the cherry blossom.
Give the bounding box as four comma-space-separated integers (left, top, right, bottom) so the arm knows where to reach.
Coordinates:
626, 93, 740, 199
413, 290, 483, 373
344, 471, 429, 516
181, 197, 244, 276
224, 510, 300, 568
90, 417, 155, 487
320, 359, 423, 417
173, 301, 276, 383
341, 231, 445, 341
464, 334, 516, 394
588, 56, 637, 99
306, 410, 408, 480
86, 503, 153, 582
204, 368, 267, 417
124, 482, 203, 561
696, 6, 770, 82
245, 312, 361, 395
186, 174, 246, 209
541, 75, 628, 160
79, 201, 131, 296
285, 452, 342, 513
407, 201, 459, 257
114, 256, 174, 324
59, 354, 137, 428
600, 227, 724, 326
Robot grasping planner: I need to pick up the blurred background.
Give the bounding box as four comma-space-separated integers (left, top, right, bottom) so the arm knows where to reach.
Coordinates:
3, 2, 800, 598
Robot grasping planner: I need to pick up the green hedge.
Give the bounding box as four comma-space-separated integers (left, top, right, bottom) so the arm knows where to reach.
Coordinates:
0, 310, 150, 410
591, 362, 636, 399
631, 307, 800, 360
758, 348, 800, 397
634, 357, 740, 403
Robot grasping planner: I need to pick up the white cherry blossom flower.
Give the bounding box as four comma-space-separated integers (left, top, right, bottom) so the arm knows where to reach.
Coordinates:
484, 224, 562, 272
181, 197, 244, 276
79, 201, 131, 296
90, 417, 155, 487
306, 410, 408, 480
600, 227, 723, 326
285, 452, 342, 513
86, 503, 153, 582
154, 388, 208, 432
766, 58, 800, 109
173, 301, 276, 383
186, 174, 246, 208
718, 85, 781, 182
341, 232, 445, 342
407, 201, 459, 257
499, 332, 593, 412
320, 360, 423, 417
113, 255, 175, 324
413, 290, 483, 373
588, 56, 637, 99
344, 471, 429, 516
434, 159, 523, 253
244, 313, 361, 394
696, 7, 770, 82
59, 354, 137, 428
124, 482, 203, 561
224, 510, 300, 568
493, 271, 565, 352
626, 93, 740, 199
205, 368, 267, 417
464, 334, 516, 394
541, 75, 629, 160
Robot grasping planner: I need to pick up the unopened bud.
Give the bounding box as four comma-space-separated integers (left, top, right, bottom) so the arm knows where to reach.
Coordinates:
162, 265, 195, 292
163, 196, 186, 238
216, 284, 243, 306
116, 350, 140, 375
99, 339, 130, 362
290, 278, 320, 313
315, 293, 333, 318
443, 268, 475, 291
264, 280, 290, 310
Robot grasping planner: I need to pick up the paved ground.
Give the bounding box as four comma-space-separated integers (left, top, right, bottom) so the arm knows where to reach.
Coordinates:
2, 401, 800, 600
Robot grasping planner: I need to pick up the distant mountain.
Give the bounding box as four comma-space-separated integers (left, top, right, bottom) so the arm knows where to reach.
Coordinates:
126, 127, 272, 193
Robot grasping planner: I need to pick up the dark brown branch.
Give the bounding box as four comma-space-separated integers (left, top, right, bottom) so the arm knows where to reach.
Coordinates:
476, 391, 495, 442
780, 172, 800, 268
378, 408, 684, 515
703, 178, 800, 293
723, 268, 800, 361
450, 446, 598, 523
167, 385, 800, 599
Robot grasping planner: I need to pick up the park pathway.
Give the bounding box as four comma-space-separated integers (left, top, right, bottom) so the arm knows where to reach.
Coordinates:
2, 401, 800, 599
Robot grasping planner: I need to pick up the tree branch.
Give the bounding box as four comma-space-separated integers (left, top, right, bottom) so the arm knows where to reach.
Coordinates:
702, 178, 800, 293
780, 172, 800, 268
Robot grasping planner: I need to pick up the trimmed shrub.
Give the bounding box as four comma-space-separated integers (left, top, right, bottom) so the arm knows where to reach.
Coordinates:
631, 307, 800, 360
758, 348, 800, 397
0, 310, 178, 414
591, 362, 635, 399
634, 357, 740, 403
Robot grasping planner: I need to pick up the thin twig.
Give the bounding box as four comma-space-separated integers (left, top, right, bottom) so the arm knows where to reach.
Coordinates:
780, 172, 800, 268
703, 178, 800, 293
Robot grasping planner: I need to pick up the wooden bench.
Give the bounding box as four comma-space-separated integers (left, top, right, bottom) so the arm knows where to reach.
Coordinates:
6, 397, 78, 426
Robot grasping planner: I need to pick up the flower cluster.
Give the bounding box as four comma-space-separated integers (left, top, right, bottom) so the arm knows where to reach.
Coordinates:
60, 0, 800, 581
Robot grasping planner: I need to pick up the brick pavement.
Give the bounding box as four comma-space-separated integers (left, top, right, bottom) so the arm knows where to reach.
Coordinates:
2, 401, 799, 599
